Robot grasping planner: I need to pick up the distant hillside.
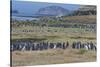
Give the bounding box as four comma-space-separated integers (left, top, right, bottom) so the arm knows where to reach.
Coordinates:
70, 5, 96, 16
79, 5, 96, 11
36, 6, 70, 16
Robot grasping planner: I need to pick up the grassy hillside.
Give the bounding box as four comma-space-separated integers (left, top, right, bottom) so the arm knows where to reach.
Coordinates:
63, 15, 96, 24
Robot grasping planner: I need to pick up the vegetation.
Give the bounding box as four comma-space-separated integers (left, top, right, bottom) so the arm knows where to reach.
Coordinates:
12, 49, 96, 66
78, 49, 88, 54
11, 15, 96, 66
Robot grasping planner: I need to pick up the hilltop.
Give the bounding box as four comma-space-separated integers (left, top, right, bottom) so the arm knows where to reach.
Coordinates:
36, 6, 70, 16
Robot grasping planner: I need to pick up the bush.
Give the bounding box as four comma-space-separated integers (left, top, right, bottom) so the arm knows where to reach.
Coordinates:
78, 49, 87, 54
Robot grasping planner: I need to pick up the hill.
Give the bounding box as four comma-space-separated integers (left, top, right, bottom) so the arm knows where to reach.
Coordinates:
36, 6, 70, 16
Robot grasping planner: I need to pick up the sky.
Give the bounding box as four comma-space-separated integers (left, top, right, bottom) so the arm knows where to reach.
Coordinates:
11, 0, 80, 16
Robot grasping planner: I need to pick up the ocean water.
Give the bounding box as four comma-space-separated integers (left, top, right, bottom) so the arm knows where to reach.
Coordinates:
11, 16, 39, 21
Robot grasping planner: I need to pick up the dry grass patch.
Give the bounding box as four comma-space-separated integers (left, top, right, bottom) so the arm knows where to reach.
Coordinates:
12, 49, 96, 67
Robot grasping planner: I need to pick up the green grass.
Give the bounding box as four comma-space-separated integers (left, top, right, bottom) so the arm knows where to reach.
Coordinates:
77, 49, 88, 54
